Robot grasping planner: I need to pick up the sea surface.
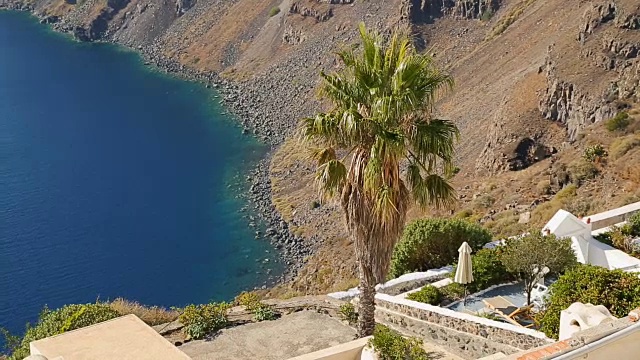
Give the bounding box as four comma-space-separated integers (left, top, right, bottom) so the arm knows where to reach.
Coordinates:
0, 11, 280, 335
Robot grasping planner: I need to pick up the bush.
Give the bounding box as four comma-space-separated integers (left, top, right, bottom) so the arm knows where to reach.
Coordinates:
179, 302, 231, 339
440, 282, 466, 300
538, 265, 640, 339
234, 291, 277, 322
583, 144, 608, 162
389, 218, 493, 278
252, 304, 277, 322
2, 303, 119, 360
369, 325, 430, 360
568, 159, 598, 185
269, 6, 280, 17
235, 291, 261, 308
109, 298, 178, 326
338, 303, 358, 325
406, 285, 442, 305
605, 112, 631, 132
463, 248, 514, 293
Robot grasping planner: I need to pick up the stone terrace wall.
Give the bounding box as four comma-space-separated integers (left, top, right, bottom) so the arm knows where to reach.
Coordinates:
375, 294, 552, 360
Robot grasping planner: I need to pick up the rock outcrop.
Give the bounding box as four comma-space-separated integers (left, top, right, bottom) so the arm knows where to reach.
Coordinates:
538, 50, 615, 141
409, 0, 498, 23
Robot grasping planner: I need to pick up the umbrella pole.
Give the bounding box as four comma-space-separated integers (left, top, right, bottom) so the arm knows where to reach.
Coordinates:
463, 285, 467, 306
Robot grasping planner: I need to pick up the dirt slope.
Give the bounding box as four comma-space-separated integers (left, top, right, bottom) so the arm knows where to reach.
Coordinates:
3, 0, 639, 294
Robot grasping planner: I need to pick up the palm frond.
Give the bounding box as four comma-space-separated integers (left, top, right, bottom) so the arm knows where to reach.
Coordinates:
315, 159, 347, 199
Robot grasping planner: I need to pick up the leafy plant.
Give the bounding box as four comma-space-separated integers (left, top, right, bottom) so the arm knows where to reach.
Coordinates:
252, 304, 277, 322
439, 282, 466, 301
269, 6, 280, 17
179, 302, 231, 339
605, 112, 631, 132
501, 232, 577, 305
406, 285, 442, 305
338, 303, 358, 325
537, 265, 640, 339
2, 303, 119, 360
234, 291, 277, 322
389, 218, 492, 278
583, 144, 608, 162
369, 325, 431, 360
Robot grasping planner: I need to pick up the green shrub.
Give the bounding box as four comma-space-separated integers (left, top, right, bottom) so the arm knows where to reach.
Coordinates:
269, 6, 280, 17
568, 159, 598, 185
235, 291, 261, 308
389, 218, 493, 278
605, 112, 631, 132
252, 304, 277, 322
440, 282, 466, 300
369, 325, 431, 360
338, 303, 358, 325
537, 265, 640, 339
583, 144, 608, 162
2, 303, 119, 360
234, 291, 277, 322
460, 248, 514, 293
179, 302, 231, 339
629, 212, 640, 236
406, 285, 442, 305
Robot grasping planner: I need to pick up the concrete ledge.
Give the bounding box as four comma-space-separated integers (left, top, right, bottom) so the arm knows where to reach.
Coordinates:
30, 315, 191, 360
588, 201, 640, 231
286, 337, 371, 360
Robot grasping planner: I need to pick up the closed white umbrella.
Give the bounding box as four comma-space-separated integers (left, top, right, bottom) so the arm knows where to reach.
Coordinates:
454, 242, 474, 305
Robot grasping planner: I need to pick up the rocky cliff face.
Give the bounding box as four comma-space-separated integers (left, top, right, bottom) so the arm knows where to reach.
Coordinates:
539, 1, 639, 142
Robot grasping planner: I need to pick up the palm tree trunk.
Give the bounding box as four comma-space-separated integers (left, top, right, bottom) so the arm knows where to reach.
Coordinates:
357, 265, 377, 337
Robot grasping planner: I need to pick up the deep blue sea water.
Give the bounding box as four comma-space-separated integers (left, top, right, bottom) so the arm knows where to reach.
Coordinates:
0, 11, 280, 336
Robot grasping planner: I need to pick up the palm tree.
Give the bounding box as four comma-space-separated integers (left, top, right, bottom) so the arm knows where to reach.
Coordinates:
299, 23, 460, 337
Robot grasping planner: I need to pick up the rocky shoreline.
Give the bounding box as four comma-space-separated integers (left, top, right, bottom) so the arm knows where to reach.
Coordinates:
2, 3, 313, 287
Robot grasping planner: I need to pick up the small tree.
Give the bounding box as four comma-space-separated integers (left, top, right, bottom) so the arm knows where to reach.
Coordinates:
500, 232, 577, 305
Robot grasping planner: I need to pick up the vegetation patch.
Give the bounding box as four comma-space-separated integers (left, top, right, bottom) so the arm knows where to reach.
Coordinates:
406, 285, 443, 305
235, 291, 278, 322
338, 303, 358, 325
610, 135, 640, 160
583, 144, 608, 163
531, 184, 577, 225
568, 159, 598, 185
1, 303, 119, 360
537, 265, 640, 339
269, 6, 280, 17
389, 218, 492, 278
179, 302, 232, 340
110, 298, 178, 326
486, 0, 538, 40
605, 112, 632, 132
368, 325, 430, 360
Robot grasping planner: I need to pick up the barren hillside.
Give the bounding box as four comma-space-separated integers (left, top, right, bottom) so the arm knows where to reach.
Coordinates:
3, 0, 639, 295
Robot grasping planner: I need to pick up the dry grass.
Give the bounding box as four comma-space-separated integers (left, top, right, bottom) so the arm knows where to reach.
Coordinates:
610, 134, 640, 160
486, 0, 538, 40
109, 298, 179, 326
